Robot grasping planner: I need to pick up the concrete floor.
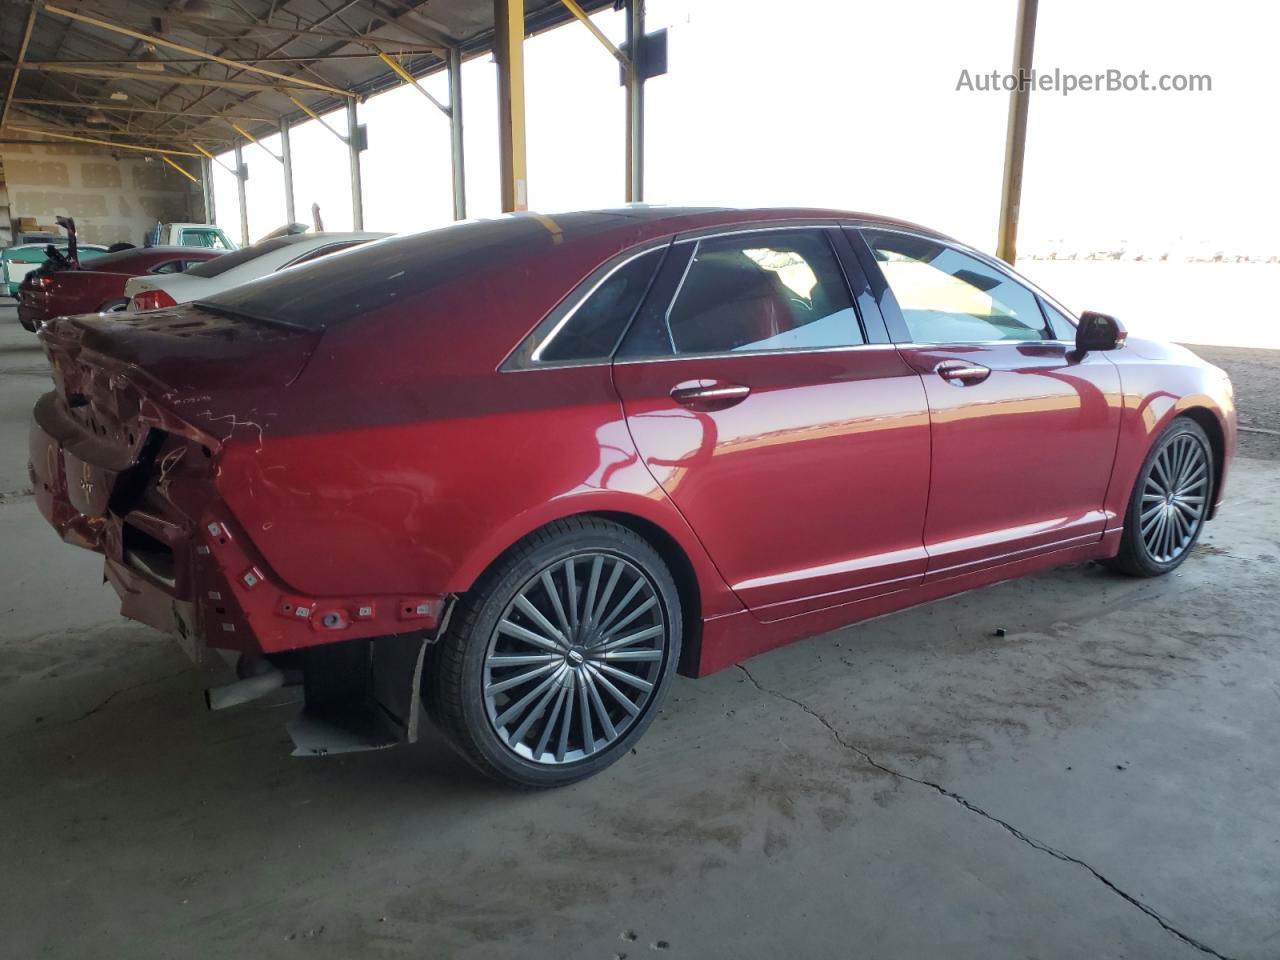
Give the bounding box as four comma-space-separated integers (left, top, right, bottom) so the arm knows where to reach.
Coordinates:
2, 304, 1278, 960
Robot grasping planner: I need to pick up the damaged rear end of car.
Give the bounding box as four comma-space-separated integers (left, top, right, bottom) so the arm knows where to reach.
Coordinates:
29, 305, 449, 755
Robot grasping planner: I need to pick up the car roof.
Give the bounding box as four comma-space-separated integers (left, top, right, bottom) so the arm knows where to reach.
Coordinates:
75, 247, 222, 273
494, 205, 956, 245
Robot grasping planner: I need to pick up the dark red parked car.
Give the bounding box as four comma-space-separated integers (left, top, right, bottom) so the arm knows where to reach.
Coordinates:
29, 208, 1235, 787
17, 246, 223, 332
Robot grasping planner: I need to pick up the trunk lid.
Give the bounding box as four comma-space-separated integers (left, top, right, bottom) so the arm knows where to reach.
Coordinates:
35, 306, 321, 516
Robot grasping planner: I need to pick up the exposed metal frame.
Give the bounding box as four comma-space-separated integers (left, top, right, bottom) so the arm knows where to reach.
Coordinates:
5, 124, 201, 156
41, 4, 351, 98
0, 1, 1053, 257
0, 2, 39, 133
559, 0, 645, 201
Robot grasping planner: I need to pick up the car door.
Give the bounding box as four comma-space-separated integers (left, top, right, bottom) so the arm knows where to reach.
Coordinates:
853, 227, 1123, 579
611, 225, 932, 620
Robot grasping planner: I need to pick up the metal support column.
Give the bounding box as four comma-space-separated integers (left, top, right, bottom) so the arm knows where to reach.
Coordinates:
279, 119, 296, 225
448, 46, 467, 220
996, 0, 1038, 265
347, 99, 364, 230
624, 0, 644, 202
494, 0, 527, 211
234, 142, 249, 246
200, 155, 215, 224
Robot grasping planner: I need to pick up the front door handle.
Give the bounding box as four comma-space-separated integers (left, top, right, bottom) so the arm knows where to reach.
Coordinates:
934, 360, 991, 386
670, 380, 751, 411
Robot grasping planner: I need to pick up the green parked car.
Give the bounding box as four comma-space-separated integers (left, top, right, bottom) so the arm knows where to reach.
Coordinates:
3, 242, 110, 296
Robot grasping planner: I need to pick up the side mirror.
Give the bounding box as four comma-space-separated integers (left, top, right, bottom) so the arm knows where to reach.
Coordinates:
1075, 311, 1127, 352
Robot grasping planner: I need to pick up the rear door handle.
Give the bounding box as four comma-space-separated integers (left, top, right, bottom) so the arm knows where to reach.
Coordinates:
670, 381, 751, 410
934, 360, 991, 386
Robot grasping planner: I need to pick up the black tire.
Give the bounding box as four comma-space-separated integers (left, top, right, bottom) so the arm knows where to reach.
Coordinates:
97, 298, 129, 313
1104, 417, 1214, 577
427, 517, 682, 788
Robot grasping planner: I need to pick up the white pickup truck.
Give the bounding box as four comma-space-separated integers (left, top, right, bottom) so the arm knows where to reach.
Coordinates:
148, 222, 237, 251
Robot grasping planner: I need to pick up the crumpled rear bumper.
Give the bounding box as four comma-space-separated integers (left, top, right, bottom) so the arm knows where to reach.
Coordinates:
29, 393, 447, 662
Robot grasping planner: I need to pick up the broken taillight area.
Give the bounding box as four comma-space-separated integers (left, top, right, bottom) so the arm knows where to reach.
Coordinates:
130, 289, 177, 311
32, 385, 446, 664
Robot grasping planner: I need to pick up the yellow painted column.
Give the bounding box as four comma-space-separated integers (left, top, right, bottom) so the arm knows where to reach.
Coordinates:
495, 0, 528, 211
996, 0, 1039, 265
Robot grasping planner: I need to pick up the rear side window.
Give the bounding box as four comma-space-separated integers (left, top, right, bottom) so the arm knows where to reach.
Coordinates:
533, 249, 664, 363
625, 230, 863, 357
864, 230, 1048, 343
283, 241, 368, 269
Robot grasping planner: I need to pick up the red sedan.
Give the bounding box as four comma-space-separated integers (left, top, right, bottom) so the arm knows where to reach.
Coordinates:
28, 208, 1236, 787
17, 246, 222, 332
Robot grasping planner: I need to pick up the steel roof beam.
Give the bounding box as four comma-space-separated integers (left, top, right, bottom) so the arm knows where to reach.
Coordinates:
26, 62, 339, 93
1, 2, 41, 132
42, 3, 352, 98
7, 123, 203, 155
12, 96, 274, 122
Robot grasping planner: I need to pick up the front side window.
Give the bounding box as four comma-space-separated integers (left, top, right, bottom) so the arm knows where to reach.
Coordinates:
661, 230, 863, 355
863, 231, 1047, 344
1039, 299, 1077, 340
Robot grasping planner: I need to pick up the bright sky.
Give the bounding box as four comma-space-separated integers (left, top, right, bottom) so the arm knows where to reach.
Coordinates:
214, 0, 1280, 259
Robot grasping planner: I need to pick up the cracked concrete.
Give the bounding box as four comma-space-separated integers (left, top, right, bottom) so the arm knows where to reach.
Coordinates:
735, 663, 1235, 960
2, 308, 1279, 959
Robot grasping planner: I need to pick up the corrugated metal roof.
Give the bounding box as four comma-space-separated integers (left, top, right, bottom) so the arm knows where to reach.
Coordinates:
0, 0, 615, 151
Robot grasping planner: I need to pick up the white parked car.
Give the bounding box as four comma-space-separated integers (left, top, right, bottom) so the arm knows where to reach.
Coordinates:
149, 222, 238, 251
125, 232, 388, 310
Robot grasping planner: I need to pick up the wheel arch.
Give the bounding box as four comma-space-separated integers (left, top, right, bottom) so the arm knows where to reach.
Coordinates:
592, 510, 705, 678
1176, 404, 1227, 517
446, 495, 741, 677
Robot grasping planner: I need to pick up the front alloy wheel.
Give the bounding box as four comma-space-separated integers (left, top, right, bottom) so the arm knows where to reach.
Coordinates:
1138, 431, 1209, 563
1107, 417, 1214, 576
428, 518, 681, 787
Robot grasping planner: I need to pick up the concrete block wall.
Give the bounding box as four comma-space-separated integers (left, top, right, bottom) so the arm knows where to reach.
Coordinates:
0, 138, 203, 248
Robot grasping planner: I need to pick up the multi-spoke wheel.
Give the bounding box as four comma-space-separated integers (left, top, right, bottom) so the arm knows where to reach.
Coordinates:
1106, 417, 1214, 576
427, 517, 681, 787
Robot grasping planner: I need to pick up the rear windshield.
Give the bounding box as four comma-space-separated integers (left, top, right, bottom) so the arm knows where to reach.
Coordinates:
197, 218, 581, 331
185, 235, 307, 278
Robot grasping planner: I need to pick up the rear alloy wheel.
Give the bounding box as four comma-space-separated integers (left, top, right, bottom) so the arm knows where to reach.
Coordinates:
428, 518, 681, 788
1106, 417, 1213, 576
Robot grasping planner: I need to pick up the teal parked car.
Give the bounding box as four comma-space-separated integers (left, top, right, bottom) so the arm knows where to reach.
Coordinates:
3, 243, 110, 296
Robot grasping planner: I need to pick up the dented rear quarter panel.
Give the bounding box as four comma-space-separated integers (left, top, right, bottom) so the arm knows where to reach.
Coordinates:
211, 226, 745, 620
